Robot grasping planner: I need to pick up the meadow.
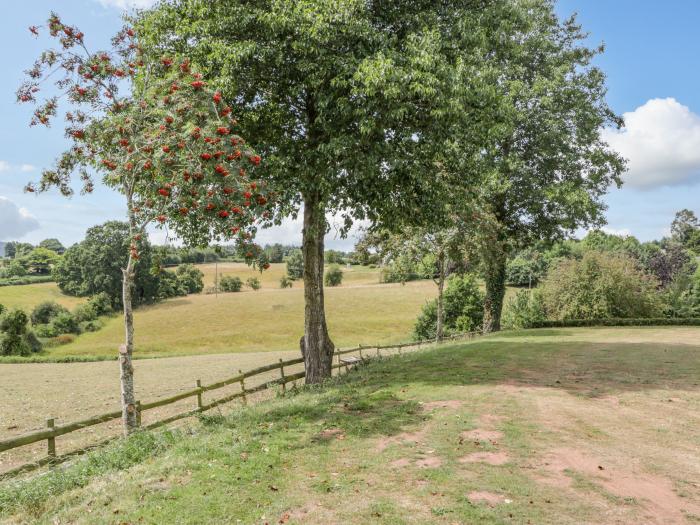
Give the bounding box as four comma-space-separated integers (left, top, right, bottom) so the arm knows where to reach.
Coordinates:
0, 264, 437, 358
2, 325, 699, 524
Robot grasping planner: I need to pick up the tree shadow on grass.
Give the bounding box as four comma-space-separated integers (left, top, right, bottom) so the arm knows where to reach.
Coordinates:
364, 340, 700, 398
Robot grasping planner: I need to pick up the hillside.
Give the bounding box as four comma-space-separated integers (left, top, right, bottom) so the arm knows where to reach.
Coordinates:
2, 326, 699, 524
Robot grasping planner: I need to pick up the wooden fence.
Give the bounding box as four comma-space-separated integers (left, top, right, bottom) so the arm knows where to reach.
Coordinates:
0, 331, 479, 479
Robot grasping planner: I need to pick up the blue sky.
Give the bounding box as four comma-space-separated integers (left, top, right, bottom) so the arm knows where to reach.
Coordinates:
1, 0, 699, 249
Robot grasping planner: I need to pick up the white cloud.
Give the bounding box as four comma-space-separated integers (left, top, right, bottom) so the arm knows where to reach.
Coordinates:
0, 161, 10, 173
0, 197, 40, 240
603, 98, 700, 188
19, 164, 36, 173
600, 226, 632, 238
96, 0, 157, 9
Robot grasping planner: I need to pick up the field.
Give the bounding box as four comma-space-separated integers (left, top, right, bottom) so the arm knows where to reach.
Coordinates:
0, 264, 436, 359
1, 326, 699, 524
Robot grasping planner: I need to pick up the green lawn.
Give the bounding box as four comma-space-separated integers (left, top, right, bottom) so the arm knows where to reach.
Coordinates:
0, 282, 84, 312
3, 326, 699, 524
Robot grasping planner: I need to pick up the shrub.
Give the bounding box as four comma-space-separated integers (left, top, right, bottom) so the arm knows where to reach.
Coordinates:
246, 277, 262, 290
175, 264, 204, 294
505, 250, 547, 287
51, 311, 80, 335
0, 309, 41, 356
502, 289, 546, 329
34, 323, 59, 338
87, 292, 113, 316
31, 301, 69, 325
73, 303, 98, 323
286, 249, 304, 280
279, 275, 293, 288
324, 265, 343, 287
413, 274, 484, 339
529, 318, 700, 328
80, 319, 104, 333
539, 251, 664, 320
157, 270, 188, 299
219, 275, 242, 292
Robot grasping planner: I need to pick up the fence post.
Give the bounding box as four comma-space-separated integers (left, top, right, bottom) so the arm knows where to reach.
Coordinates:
196, 379, 203, 411
376, 347, 381, 359
46, 418, 56, 460
279, 359, 286, 394
359, 347, 363, 361
239, 370, 247, 406
135, 401, 142, 427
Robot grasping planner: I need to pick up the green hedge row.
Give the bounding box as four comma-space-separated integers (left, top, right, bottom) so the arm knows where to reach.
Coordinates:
530, 318, 700, 328
0, 275, 54, 287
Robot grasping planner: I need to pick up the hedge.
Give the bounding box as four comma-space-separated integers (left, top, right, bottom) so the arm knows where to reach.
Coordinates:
0, 276, 54, 287
529, 318, 700, 328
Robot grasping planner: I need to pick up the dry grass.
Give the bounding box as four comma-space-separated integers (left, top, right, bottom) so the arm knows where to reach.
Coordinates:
0, 282, 84, 312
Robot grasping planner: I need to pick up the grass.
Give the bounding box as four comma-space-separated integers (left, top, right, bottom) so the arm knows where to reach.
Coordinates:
2, 326, 699, 524
0, 282, 84, 312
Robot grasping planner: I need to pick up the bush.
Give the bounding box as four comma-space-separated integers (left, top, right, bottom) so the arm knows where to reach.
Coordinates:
413, 274, 484, 340
324, 265, 343, 287
157, 270, 188, 300
529, 318, 700, 328
280, 276, 293, 289
505, 250, 547, 287
49, 334, 76, 346
34, 323, 59, 338
73, 303, 98, 323
80, 319, 104, 333
31, 301, 69, 326
51, 311, 80, 335
219, 275, 242, 292
0, 309, 41, 356
0, 275, 54, 287
286, 249, 304, 280
175, 264, 204, 294
502, 289, 546, 329
539, 251, 664, 320
246, 277, 261, 290
87, 292, 113, 316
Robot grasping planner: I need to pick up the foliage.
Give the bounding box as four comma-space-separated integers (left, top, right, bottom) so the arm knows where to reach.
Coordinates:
219, 275, 242, 293
175, 264, 204, 294
324, 265, 343, 287
413, 274, 484, 339
38, 238, 65, 254
279, 275, 293, 289
671, 209, 699, 246
0, 260, 28, 278
529, 318, 700, 328
31, 301, 69, 325
505, 250, 548, 287
502, 290, 547, 329
53, 221, 160, 307
245, 277, 261, 291
663, 266, 700, 318
324, 250, 346, 265
539, 251, 664, 320
0, 309, 42, 356
19, 247, 59, 275
51, 311, 80, 335
285, 249, 304, 280
87, 292, 114, 316
156, 270, 188, 300
643, 242, 695, 288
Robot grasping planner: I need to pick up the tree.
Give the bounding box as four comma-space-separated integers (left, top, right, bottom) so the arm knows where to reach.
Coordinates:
5, 242, 33, 259
54, 221, 160, 306
264, 244, 285, 264
671, 209, 699, 246
19, 247, 60, 275
470, 4, 626, 332
286, 249, 304, 281
39, 238, 65, 254
19, 15, 273, 433
324, 265, 343, 287
175, 264, 204, 294
137, 1, 512, 382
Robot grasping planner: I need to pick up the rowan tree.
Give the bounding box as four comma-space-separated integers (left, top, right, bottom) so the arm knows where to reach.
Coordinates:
18, 14, 274, 433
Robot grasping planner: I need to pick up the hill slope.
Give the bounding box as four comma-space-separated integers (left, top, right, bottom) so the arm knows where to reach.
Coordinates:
2, 327, 700, 524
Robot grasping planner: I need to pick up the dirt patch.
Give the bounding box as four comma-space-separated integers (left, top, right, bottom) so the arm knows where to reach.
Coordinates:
460, 429, 503, 443
415, 456, 442, 468
421, 400, 463, 411
478, 414, 505, 426
467, 491, 506, 506
376, 429, 427, 452
315, 428, 345, 441
390, 458, 411, 468
539, 447, 700, 524
459, 451, 510, 466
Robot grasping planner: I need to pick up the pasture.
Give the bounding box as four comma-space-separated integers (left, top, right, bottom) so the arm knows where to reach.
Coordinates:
2, 326, 699, 524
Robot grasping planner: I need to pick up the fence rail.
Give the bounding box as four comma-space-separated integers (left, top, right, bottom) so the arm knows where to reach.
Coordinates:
0, 331, 479, 479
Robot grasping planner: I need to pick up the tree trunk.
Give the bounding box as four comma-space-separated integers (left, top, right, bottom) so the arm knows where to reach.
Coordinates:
435, 250, 446, 343
482, 249, 507, 333
300, 193, 334, 384
120, 195, 138, 434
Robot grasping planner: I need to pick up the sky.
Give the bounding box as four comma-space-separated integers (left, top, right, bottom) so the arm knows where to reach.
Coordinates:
1, 0, 699, 250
